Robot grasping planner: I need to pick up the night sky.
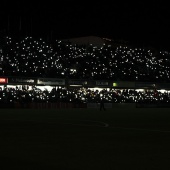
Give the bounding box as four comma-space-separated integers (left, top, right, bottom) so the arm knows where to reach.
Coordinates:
1, 1, 170, 49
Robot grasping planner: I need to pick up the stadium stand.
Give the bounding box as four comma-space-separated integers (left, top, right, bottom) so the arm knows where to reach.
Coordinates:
0, 35, 170, 108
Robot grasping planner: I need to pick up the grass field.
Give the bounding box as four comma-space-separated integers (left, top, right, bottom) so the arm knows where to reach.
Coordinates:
0, 108, 170, 170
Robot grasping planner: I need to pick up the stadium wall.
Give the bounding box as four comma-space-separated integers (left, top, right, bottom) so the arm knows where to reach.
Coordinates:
1, 102, 170, 109
13, 102, 136, 109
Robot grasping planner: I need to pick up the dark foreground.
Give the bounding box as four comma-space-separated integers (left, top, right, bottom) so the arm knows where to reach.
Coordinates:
0, 108, 170, 170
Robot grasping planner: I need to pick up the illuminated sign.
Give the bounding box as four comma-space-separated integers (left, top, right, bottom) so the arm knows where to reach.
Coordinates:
113, 83, 117, 87
37, 78, 65, 85
15, 79, 34, 83
0, 78, 8, 84
96, 81, 108, 86
8, 78, 36, 84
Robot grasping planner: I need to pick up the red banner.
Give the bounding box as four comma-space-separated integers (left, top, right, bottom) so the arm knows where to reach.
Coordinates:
0, 78, 8, 84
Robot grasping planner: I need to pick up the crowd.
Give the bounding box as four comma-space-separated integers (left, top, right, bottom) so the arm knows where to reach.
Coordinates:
0, 36, 170, 82
0, 86, 169, 105
0, 36, 170, 106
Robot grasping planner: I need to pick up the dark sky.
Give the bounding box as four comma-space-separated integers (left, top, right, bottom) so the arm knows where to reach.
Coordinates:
1, 1, 170, 49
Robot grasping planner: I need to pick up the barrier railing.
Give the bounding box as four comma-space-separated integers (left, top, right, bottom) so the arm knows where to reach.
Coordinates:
1, 102, 169, 109
13, 102, 87, 109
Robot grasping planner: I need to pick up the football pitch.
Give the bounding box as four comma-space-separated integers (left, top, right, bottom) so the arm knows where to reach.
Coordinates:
0, 108, 170, 170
